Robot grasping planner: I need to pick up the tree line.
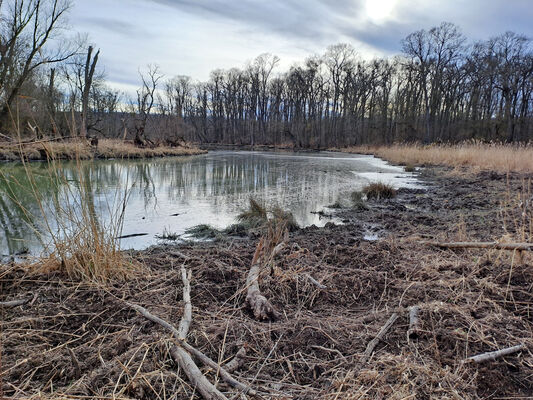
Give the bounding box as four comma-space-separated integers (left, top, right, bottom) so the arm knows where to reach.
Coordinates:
1, 0, 532, 147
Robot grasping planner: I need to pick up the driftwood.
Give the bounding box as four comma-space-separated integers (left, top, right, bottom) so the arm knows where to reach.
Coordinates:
423, 241, 533, 251
466, 344, 526, 363
246, 239, 282, 321
361, 313, 399, 363
125, 269, 255, 397
0, 298, 30, 307
407, 306, 421, 340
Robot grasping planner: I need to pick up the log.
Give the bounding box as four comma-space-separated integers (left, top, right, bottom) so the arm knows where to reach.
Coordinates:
423, 241, 533, 251
407, 306, 421, 340
246, 239, 281, 321
0, 298, 30, 307
466, 344, 526, 363
361, 313, 398, 363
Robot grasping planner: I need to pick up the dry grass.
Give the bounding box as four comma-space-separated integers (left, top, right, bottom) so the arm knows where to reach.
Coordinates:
362, 182, 396, 200
0, 138, 206, 161
337, 142, 533, 173
1, 155, 139, 282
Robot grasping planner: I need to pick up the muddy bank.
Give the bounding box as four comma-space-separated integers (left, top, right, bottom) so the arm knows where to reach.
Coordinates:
1, 167, 532, 399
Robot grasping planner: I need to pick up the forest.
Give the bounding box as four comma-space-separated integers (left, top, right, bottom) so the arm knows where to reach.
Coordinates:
1, 0, 533, 148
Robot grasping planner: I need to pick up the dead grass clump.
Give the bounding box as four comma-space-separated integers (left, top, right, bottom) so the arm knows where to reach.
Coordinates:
155, 227, 180, 241
185, 224, 223, 240
362, 182, 396, 200
238, 197, 299, 232
404, 163, 416, 172
237, 198, 268, 228
271, 206, 299, 232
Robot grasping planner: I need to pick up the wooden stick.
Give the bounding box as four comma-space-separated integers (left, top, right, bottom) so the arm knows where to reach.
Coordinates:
246, 239, 281, 321
0, 298, 30, 307
423, 241, 533, 251
361, 313, 398, 363
125, 299, 255, 394
466, 344, 526, 363
170, 265, 228, 400
407, 306, 421, 341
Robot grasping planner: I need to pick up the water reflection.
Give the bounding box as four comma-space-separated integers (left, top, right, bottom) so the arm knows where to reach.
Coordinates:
0, 151, 419, 255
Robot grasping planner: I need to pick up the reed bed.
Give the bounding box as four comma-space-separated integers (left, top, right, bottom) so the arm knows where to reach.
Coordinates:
0, 138, 206, 161
338, 142, 533, 173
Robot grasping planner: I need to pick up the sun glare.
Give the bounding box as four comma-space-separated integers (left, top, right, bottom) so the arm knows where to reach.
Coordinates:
365, 0, 396, 21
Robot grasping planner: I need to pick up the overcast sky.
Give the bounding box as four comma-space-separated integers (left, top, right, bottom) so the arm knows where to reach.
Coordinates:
70, 0, 533, 94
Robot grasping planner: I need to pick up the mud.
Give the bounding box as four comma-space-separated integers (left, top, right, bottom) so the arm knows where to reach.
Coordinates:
1, 166, 532, 399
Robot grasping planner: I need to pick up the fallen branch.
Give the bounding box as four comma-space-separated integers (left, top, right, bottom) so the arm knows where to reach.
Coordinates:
0, 298, 30, 307
407, 306, 421, 341
125, 278, 255, 396
361, 313, 398, 363
170, 265, 227, 400
466, 344, 527, 363
246, 239, 281, 321
423, 241, 533, 251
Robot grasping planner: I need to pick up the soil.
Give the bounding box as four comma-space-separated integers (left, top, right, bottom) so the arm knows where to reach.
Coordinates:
1, 166, 532, 399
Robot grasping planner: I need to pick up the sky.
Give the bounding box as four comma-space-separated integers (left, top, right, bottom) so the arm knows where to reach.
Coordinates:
69, 0, 533, 95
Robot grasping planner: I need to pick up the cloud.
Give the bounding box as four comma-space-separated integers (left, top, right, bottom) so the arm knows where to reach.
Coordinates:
78, 17, 151, 37
145, 0, 366, 43
69, 0, 533, 91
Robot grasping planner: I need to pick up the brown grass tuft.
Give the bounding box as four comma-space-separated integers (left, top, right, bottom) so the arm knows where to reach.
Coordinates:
362, 182, 396, 200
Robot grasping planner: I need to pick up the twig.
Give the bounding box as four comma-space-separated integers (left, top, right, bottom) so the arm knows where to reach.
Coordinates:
0, 298, 30, 307
68, 347, 81, 379
361, 313, 398, 363
305, 274, 327, 290
466, 344, 526, 363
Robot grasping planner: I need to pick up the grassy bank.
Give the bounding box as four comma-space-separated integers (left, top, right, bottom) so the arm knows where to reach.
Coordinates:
337, 143, 533, 173
0, 138, 206, 161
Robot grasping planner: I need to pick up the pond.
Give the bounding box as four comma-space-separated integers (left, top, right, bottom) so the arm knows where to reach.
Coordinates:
0, 151, 420, 257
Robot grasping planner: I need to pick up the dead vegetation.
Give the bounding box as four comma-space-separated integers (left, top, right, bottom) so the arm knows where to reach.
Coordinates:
0, 138, 206, 161
362, 182, 397, 200
338, 142, 533, 173
1, 168, 532, 399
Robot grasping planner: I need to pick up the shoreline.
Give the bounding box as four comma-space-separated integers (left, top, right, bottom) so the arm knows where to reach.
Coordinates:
1, 164, 532, 398
0, 138, 207, 162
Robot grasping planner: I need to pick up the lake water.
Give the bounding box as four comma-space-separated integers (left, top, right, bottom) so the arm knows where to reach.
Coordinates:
0, 151, 420, 257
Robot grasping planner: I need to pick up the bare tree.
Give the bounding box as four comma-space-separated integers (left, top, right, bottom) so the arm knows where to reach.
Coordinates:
134, 65, 162, 147
0, 0, 76, 130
